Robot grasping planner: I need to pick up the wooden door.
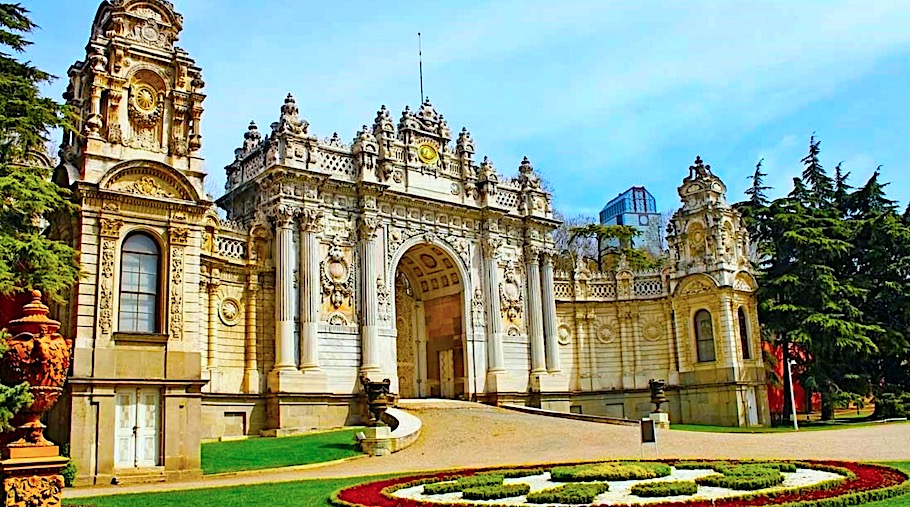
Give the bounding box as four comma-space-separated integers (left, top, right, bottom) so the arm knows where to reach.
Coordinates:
113, 388, 160, 468
439, 349, 455, 398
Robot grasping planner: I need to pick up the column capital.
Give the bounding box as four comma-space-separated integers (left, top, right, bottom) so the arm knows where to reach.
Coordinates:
359, 215, 381, 240
298, 207, 325, 233
267, 202, 300, 228
523, 245, 541, 263
482, 236, 503, 258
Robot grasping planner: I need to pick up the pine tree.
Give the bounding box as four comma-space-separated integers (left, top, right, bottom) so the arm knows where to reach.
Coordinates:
568, 223, 659, 270
832, 163, 852, 213
800, 134, 834, 207
745, 158, 770, 208
0, 3, 79, 431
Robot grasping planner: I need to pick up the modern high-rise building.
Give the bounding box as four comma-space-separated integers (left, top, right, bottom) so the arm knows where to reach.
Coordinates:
598, 186, 663, 256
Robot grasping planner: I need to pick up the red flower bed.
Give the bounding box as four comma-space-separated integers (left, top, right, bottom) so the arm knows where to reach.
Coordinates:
330, 461, 908, 507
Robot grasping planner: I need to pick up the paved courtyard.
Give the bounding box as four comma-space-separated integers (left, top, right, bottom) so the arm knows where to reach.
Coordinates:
66, 401, 910, 499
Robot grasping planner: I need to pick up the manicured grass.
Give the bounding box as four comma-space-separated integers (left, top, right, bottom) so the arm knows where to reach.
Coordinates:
671, 419, 909, 433
200, 428, 363, 474
63, 475, 396, 507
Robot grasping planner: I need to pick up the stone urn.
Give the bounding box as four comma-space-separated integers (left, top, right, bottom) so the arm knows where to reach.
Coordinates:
0, 291, 73, 451
359, 373, 392, 427
648, 378, 668, 413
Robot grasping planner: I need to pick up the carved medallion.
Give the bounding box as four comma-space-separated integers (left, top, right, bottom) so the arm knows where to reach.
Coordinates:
321, 244, 353, 309
499, 261, 523, 323
220, 298, 242, 326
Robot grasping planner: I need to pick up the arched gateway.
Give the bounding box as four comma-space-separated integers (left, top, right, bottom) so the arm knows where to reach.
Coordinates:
393, 242, 470, 399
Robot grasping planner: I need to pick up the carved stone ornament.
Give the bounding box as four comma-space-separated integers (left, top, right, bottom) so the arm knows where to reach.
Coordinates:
557, 325, 572, 345
499, 261, 523, 323
2, 474, 64, 507
682, 280, 712, 295
321, 244, 353, 309
100, 217, 124, 238
471, 287, 485, 325
376, 278, 392, 322
298, 208, 325, 233
127, 176, 172, 198
219, 297, 242, 326
641, 314, 665, 342
596, 318, 618, 344
128, 84, 162, 128
169, 248, 184, 340
169, 226, 189, 245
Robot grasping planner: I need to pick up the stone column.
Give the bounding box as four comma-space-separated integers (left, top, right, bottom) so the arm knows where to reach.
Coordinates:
243, 275, 260, 394
273, 211, 297, 371
540, 251, 561, 372
525, 247, 546, 374
483, 238, 506, 373
720, 292, 741, 379
298, 209, 324, 371
360, 216, 381, 373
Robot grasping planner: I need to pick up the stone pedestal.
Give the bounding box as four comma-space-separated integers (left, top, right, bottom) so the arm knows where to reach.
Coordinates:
360, 426, 391, 457
649, 412, 670, 429
0, 456, 68, 507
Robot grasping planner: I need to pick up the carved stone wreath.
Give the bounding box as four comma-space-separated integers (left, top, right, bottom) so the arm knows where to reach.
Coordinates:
557, 325, 572, 345
321, 244, 353, 309
219, 297, 242, 326
499, 261, 522, 323
596, 319, 617, 344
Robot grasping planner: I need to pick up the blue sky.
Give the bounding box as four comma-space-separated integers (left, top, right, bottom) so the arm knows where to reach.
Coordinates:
22, 0, 910, 216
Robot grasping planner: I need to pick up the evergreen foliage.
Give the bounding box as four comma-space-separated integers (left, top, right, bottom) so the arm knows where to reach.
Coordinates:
567, 223, 660, 271
738, 135, 910, 420
0, 3, 78, 433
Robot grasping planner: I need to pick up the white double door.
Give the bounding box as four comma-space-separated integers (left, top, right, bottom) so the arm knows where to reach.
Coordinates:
115, 388, 160, 468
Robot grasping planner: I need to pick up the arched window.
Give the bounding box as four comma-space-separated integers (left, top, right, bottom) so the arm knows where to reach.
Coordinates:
738, 307, 751, 359
694, 309, 715, 362
119, 233, 161, 333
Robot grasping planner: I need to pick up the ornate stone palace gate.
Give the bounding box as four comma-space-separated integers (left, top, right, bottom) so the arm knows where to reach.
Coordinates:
47, 0, 768, 486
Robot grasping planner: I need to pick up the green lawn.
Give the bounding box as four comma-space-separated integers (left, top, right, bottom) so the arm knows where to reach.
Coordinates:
63, 462, 910, 507
200, 428, 363, 475
671, 419, 909, 434
63, 475, 391, 507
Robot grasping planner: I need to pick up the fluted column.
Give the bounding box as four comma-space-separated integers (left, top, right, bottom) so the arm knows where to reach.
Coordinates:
273, 212, 297, 370
541, 251, 561, 372
298, 209, 324, 370
360, 216, 381, 372
243, 275, 260, 393
525, 247, 546, 373
483, 237, 506, 372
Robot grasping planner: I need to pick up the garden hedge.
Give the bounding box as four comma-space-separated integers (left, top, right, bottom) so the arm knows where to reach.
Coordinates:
461, 483, 530, 500
526, 482, 609, 504
629, 480, 698, 497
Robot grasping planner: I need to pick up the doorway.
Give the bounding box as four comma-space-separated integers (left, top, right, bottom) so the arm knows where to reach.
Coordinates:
394, 243, 467, 399
114, 387, 160, 468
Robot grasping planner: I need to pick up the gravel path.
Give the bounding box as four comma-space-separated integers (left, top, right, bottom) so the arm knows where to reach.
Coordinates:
65, 401, 910, 499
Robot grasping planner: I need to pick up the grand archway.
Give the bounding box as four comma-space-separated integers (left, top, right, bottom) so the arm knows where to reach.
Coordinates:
394, 243, 467, 399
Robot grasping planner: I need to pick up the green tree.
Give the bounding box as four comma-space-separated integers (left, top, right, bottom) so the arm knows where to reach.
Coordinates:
748, 138, 881, 420
567, 223, 660, 271
0, 4, 79, 430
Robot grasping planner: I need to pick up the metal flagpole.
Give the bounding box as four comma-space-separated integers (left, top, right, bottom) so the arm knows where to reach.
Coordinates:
418, 32, 424, 103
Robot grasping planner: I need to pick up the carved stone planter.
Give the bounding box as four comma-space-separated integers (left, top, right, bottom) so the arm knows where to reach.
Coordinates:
0, 291, 73, 454
1, 291, 72, 507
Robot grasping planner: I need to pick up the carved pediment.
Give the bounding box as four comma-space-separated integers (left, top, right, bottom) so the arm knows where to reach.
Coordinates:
100, 160, 201, 202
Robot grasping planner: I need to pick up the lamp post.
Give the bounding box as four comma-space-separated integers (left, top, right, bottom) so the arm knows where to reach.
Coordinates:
786, 358, 799, 431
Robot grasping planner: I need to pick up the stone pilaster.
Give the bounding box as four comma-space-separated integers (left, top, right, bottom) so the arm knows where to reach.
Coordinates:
243, 275, 260, 394
360, 216, 381, 374
525, 247, 546, 374
541, 251, 561, 372
205, 271, 220, 381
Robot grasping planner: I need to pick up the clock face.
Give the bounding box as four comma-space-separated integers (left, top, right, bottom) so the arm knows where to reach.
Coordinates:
417, 143, 438, 164
638, 215, 649, 226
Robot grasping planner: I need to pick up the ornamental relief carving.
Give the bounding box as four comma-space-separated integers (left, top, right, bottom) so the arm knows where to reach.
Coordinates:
99, 239, 116, 335
219, 297, 242, 326
321, 244, 353, 310
641, 314, 665, 342
126, 176, 172, 198
376, 277, 392, 322
170, 247, 184, 340
169, 226, 189, 245
3, 474, 64, 507
499, 261, 523, 323
100, 217, 123, 238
